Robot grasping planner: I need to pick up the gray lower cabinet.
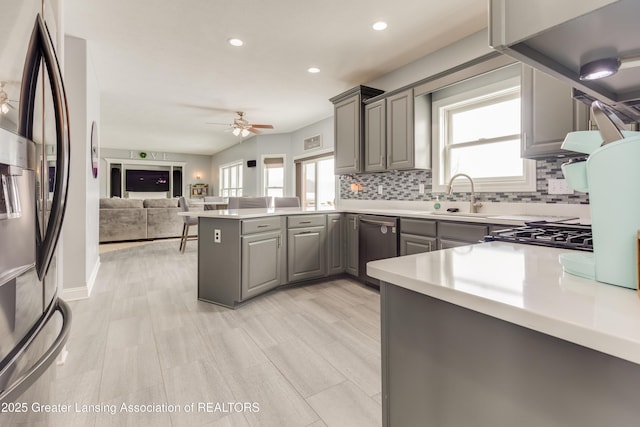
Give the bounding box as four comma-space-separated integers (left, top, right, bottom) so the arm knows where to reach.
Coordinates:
287, 215, 327, 282
382, 282, 640, 427
241, 230, 282, 300
521, 64, 589, 159
198, 216, 284, 308
345, 214, 359, 276
326, 213, 344, 275
437, 221, 489, 250
400, 218, 437, 255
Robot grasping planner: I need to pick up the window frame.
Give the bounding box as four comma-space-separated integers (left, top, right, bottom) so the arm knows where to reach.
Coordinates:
219, 160, 244, 197
431, 76, 536, 193
296, 154, 335, 210
260, 154, 287, 197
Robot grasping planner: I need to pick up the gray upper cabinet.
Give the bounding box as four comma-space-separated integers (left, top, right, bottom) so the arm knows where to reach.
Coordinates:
387, 89, 415, 170
331, 86, 385, 174
521, 65, 589, 159
490, 0, 640, 122
334, 95, 361, 174
489, 0, 616, 52
364, 99, 386, 172
363, 89, 431, 172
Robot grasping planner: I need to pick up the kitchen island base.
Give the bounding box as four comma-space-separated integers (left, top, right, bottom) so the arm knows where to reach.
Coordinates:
381, 282, 640, 427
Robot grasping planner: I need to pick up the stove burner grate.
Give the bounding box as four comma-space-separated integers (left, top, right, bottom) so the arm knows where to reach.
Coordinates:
485, 221, 593, 251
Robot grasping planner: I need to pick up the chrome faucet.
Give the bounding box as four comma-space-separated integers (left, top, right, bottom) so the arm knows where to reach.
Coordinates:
445, 173, 483, 213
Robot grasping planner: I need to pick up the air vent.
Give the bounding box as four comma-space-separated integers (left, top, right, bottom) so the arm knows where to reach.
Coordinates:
303, 134, 322, 150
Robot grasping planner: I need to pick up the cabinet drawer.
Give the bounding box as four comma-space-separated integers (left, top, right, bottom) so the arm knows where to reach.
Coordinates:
287, 214, 326, 228
400, 218, 437, 237
438, 222, 489, 243
242, 217, 281, 235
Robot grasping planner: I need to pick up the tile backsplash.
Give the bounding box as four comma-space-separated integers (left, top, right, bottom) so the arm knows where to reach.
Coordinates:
338, 158, 589, 204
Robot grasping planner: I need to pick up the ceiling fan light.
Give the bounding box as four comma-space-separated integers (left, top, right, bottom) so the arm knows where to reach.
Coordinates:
232, 127, 241, 136
241, 128, 250, 137
0, 102, 9, 114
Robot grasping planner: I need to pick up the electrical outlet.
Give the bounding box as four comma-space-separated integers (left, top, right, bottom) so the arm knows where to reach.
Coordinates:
548, 179, 574, 195
214, 229, 221, 243
378, 185, 383, 195
418, 183, 425, 194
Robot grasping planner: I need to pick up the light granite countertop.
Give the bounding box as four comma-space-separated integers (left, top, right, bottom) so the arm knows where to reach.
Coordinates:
367, 242, 640, 365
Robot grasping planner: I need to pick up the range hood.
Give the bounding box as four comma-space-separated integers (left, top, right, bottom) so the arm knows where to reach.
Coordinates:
490, 0, 640, 122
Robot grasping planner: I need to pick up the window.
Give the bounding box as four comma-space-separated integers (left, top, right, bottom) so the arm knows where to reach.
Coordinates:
298, 155, 335, 210
263, 156, 285, 197
219, 161, 243, 197
432, 66, 536, 193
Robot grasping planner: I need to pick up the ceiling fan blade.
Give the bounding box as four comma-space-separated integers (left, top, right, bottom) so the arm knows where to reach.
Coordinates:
206, 122, 230, 125
248, 127, 263, 135
250, 124, 274, 129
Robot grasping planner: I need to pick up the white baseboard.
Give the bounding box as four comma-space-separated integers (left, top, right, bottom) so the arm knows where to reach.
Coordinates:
61, 256, 101, 301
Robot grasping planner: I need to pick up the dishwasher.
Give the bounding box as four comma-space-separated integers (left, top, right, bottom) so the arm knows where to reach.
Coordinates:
358, 215, 399, 287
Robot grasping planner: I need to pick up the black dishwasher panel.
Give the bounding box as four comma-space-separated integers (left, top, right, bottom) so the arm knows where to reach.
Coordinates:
358, 215, 399, 287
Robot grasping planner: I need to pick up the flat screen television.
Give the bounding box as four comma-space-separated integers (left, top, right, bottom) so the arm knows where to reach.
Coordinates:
125, 169, 170, 192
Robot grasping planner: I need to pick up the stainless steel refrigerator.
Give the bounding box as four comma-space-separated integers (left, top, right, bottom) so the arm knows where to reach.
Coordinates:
0, 0, 72, 408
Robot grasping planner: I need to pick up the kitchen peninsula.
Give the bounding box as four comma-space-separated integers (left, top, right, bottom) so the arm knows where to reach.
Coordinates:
181, 206, 576, 308
368, 242, 640, 427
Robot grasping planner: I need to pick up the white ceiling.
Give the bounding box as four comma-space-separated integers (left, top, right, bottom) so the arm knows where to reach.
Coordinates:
64, 0, 487, 156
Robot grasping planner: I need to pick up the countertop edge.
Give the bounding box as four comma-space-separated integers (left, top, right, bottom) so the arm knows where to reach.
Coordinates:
180, 208, 575, 226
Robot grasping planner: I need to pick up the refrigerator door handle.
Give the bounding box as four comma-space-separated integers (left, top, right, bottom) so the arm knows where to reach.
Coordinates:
19, 14, 71, 280
0, 299, 71, 404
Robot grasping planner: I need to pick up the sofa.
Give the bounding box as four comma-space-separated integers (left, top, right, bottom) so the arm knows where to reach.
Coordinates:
99, 198, 197, 243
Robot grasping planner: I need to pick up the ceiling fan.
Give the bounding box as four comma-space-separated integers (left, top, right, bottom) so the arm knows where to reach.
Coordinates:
208, 111, 274, 137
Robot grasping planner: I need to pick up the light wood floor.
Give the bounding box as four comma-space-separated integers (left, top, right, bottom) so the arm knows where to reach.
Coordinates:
49, 240, 382, 426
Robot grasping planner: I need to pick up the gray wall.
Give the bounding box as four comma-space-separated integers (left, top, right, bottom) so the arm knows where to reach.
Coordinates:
62, 35, 101, 297
210, 116, 334, 197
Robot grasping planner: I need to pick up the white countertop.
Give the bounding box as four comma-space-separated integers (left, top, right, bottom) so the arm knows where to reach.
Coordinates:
367, 242, 640, 365
179, 207, 577, 226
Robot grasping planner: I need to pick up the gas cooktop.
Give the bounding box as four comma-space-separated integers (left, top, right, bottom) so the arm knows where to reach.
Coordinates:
485, 221, 593, 252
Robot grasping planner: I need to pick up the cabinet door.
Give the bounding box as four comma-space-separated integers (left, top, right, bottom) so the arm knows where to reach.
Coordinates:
345, 214, 359, 276
326, 214, 344, 275
400, 234, 437, 256
241, 231, 282, 300
288, 226, 327, 282
521, 65, 589, 159
364, 99, 386, 172
438, 222, 489, 247
438, 239, 474, 250
387, 89, 415, 170
334, 94, 362, 174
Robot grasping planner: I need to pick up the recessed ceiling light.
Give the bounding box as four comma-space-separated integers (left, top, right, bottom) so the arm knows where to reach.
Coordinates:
372, 21, 387, 31
307, 67, 320, 74
228, 38, 244, 47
